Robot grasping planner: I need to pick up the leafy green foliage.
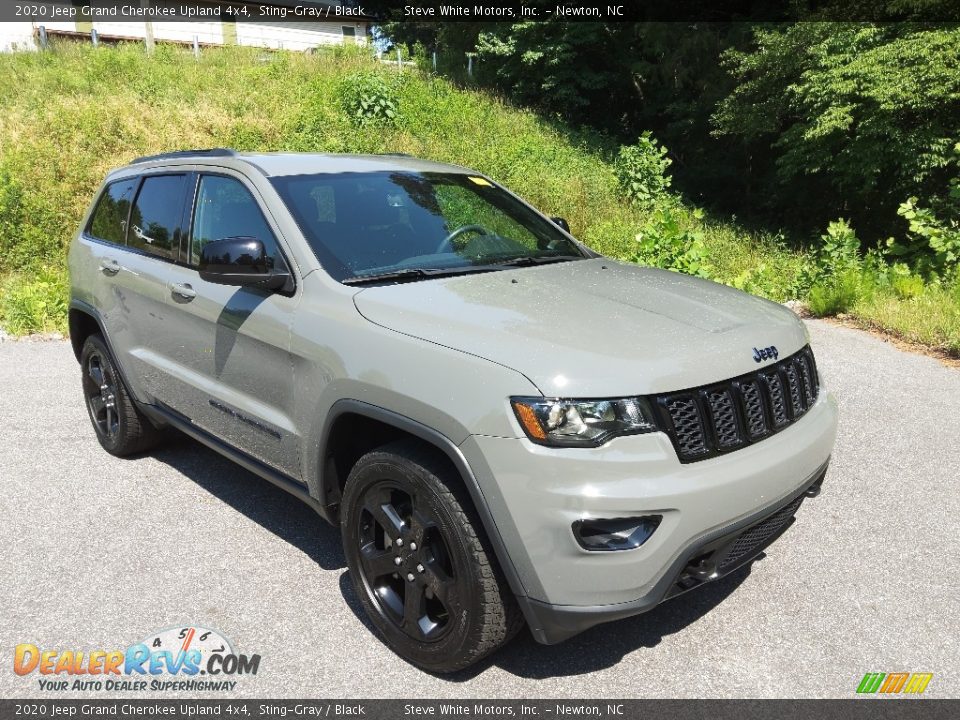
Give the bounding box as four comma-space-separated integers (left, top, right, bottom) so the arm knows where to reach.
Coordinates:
0, 41, 958, 354
614, 132, 672, 208
888, 197, 960, 276
0, 268, 68, 334
632, 206, 709, 277
337, 71, 400, 127
714, 23, 960, 237
808, 269, 873, 316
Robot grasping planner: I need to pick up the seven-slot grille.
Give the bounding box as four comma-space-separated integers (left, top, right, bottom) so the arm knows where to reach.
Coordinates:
656, 346, 819, 463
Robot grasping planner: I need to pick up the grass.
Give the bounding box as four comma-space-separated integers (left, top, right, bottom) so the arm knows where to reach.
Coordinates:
852, 280, 960, 356
0, 41, 957, 358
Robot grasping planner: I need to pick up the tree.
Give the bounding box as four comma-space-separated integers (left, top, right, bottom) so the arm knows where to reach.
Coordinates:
713, 22, 960, 238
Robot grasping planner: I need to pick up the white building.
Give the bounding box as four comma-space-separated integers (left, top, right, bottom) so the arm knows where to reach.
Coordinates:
0, 1, 372, 53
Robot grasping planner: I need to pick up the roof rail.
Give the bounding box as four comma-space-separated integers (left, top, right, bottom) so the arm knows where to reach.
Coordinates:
377, 152, 413, 157
130, 148, 238, 164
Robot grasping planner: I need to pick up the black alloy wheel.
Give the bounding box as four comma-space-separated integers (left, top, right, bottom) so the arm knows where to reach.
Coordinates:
341, 441, 522, 672
356, 480, 458, 642
83, 347, 121, 441
79, 334, 163, 456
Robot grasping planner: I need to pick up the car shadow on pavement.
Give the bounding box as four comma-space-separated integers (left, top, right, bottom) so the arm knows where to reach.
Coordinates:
473, 564, 755, 680
152, 433, 757, 679
151, 434, 346, 571
337, 544, 758, 680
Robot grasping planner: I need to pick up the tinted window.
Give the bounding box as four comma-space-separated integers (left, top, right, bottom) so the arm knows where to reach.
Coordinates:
271, 171, 585, 281
128, 174, 186, 260
89, 178, 138, 245
191, 175, 285, 270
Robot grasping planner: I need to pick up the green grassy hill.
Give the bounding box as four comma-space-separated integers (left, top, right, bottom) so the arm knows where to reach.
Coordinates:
1, 42, 957, 355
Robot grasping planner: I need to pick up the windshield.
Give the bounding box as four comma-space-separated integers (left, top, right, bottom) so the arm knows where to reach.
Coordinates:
270, 171, 587, 282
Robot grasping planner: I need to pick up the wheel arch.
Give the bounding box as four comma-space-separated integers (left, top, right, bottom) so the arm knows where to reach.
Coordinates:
68, 301, 105, 362
318, 399, 526, 599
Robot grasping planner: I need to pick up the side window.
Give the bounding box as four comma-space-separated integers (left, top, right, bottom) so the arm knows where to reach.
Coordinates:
128, 174, 187, 260
88, 178, 138, 245
191, 175, 285, 270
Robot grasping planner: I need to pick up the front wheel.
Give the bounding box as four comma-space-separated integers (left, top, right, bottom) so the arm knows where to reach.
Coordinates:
341, 441, 522, 673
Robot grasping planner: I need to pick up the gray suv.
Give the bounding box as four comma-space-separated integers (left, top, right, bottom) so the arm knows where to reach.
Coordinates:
68, 149, 838, 672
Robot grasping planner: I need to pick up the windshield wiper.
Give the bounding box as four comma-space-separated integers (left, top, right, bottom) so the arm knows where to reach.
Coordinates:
343, 255, 585, 285
489, 254, 584, 268
342, 266, 496, 286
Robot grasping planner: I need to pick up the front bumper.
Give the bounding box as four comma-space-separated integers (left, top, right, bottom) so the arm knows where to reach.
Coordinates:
520, 462, 827, 644
459, 391, 838, 643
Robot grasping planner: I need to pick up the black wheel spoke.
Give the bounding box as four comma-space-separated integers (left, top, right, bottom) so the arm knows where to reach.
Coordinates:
422, 561, 454, 606
89, 395, 106, 417
106, 406, 116, 433
360, 542, 399, 579
403, 584, 425, 628
409, 509, 435, 547
88, 361, 104, 387
366, 499, 405, 540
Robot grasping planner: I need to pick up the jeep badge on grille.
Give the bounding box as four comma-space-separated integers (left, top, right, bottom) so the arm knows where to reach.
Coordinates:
753, 345, 779, 363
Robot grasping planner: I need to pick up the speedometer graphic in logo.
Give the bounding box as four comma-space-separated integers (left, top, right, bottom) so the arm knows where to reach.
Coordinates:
138, 626, 234, 668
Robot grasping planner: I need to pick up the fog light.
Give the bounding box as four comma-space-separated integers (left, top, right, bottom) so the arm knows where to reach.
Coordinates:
572, 515, 662, 551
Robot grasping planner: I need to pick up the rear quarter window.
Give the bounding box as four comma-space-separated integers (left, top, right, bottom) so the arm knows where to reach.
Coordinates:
88, 178, 138, 245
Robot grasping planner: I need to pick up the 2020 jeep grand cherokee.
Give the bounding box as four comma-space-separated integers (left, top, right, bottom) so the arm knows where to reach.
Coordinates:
68, 149, 838, 672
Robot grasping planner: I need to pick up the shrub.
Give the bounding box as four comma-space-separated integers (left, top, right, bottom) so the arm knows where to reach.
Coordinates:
892, 273, 927, 300
614, 131, 672, 208
730, 263, 784, 299
632, 205, 710, 277
0, 268, 68, 334
807, 269, 872, 317
818, 219, 861, 274
887, 197, 960, 277
793, 218, 863, 297
337, 71, 400, 127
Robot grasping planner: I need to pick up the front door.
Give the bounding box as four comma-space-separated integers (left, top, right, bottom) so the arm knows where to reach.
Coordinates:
159, 172, 302, 479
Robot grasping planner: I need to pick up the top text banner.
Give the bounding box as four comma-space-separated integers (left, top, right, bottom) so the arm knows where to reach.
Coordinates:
7, 1, 960, 24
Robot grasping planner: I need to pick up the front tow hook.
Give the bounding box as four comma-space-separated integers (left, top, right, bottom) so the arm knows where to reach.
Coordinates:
687, 558, 718, 581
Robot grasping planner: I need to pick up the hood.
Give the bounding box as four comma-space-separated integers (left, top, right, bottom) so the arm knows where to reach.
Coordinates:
353, 258, 809, 397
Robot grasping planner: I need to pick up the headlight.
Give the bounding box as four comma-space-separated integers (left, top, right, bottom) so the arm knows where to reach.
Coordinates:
511, 396, 657, 447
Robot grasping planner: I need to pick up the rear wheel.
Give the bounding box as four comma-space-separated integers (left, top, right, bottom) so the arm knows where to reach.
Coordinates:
341, 441, 522, 673
80, 334, 163, 456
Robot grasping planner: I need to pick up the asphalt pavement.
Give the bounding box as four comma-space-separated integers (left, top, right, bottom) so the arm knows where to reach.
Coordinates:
1, 320, 958, 698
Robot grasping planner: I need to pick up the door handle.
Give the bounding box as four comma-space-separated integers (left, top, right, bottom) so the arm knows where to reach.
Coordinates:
170, 282, 197, 300
99, 258, 120, 275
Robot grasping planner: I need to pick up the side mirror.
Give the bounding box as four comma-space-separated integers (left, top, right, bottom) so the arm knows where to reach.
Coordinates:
550, 216, 571, 233
198, 237, 290, 292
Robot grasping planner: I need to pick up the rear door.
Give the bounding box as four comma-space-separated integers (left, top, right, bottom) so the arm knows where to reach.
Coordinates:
82, 173, 190, 403
159, 171, 302, 479
112, 173, 191, 400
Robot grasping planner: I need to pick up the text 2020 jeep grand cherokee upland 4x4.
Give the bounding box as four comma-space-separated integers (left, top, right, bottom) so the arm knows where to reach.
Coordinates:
68, 149, 838, 672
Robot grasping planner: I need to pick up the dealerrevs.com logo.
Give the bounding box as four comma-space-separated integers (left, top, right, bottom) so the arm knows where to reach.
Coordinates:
13, 626, 260, 693
856, 672, 934, 695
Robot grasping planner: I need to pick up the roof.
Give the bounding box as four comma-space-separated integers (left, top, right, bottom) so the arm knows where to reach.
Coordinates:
120, 149, 473, 178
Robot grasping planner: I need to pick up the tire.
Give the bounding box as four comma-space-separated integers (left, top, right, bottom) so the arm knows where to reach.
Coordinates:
80, 333, 164, 457
341, 440, 523, 673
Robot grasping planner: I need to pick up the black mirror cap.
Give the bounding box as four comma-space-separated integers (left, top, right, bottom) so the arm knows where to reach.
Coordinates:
550, 216, 571, 233
198, 236, 289, 291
